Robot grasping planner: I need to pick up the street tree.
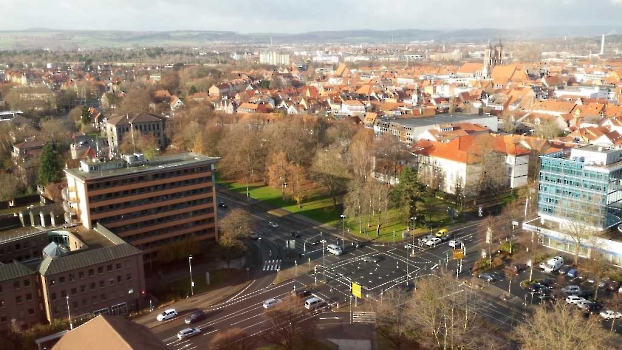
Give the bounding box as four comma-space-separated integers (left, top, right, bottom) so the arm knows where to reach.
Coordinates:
310, 144, 350, 208
558, 198, 602, 265
343, 177, 369, 234
266, 150, 294, 201
514, 301, 612, 350
208, 328, 255, 350
219, 208, 252, 240
348, 128, 375, 181
605, 293, 622, 332
262, 296, 310, 350
37, 144, 61, 186
392, 167, 427, 228
369, 288, 419, 350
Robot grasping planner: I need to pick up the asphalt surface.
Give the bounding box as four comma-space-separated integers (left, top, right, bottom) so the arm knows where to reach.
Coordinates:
146, 191, 622, 348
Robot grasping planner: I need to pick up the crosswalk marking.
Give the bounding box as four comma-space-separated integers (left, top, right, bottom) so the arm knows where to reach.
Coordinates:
352, 311, 376, 324
262, 260, 281, 271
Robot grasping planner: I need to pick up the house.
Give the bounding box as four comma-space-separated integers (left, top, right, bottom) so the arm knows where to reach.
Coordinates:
237, 102, 269, 114
105, 113, 165, 157
12, 139, 45, 185
457, 63, 484, 78
209, 83, 233, 98
340, 100, 366, 117
169, 95, 184, 110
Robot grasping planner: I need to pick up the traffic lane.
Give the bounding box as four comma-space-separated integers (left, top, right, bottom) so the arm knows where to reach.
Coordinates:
154, 281, 301, 345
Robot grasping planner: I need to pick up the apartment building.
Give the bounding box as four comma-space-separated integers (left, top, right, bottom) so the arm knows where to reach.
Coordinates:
63, 153, 218, 258
0, 262, 41, 330
105, 113, 165, 158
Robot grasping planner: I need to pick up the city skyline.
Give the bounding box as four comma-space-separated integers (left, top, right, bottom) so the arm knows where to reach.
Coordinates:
2, 0, 622, 33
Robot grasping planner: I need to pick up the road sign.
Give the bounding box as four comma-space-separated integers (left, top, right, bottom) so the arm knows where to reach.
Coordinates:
478, 206, 483, 217
352, 282, 362, 299
453, 250, 464, 260
485, 227, 492, 244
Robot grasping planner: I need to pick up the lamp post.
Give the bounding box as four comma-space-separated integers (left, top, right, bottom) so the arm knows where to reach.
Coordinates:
340, 214, 346, 250
322, 241, 326, 282
188, 255, 194, 297
405, 242, 409, 286
66, 295, 73, 330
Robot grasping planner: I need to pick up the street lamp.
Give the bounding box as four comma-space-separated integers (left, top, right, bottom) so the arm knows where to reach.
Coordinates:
322, 241, 326, 282
188, 255, 194, 297
66, 295, 73, 330
340, 214, 346, 251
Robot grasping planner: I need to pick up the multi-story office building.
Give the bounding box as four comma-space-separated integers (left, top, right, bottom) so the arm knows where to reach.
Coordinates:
537, 145, 622, 231
63, 153, 218, 258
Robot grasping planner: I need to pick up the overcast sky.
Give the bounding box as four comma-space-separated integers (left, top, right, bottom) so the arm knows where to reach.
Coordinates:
2, 0, 622, 33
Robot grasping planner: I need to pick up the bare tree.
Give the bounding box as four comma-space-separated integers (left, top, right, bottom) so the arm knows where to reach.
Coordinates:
558, 198, 602, 265
267, 150, 294, 201
209, 328, 255, 350
262, 296, 310, 350
217, 123, 267, 194
369, 288, 418, 350
514, 301, 612, 350
467, 135, 508, 199
310, 144, 350, 208
219, 208, 252, 240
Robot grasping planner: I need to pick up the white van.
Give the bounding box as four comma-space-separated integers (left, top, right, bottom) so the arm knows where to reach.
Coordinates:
327, 244, 343, 256
304, 297, 325, 310
542, 256, 564, 273
156, 308, 178, 321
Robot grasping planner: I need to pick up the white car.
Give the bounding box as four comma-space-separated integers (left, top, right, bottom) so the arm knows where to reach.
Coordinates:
268, 222, 279, 228
425, 237, 442, 247
561, 285, 581, 294
177, 327, 201, 340
404, 243, 414, 249
448, 240, 463, 248
600, 310, 622, 320
156, 308, 178, 321
565, 295, 585, 305
263, 298, 282, 309
576, 299, 592, 309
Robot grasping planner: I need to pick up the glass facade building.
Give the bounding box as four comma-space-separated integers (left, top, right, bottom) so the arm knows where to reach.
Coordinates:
538, 146, 622, 230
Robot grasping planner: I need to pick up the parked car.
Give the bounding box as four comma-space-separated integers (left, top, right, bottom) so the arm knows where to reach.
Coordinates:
268, 222, 279, 229
156, 308, 178, 321
185, 310, 206, 324
513, 263, 528, 274
218, 202, 228, 208
558, 265, 572, 275
576, 299, 593, 310
448, 240, 463, 248
586, 302, 604, 315
565, 295, 585, 305
478, 273, 496, 283
529, 283, 546, 293
600, 310, 622, 320
541, 256, 564, 273
598, 277, 620, 291
263, 298, 282, 309
566, 268, 579, 279
561, 285, 582, 295
538, 278, 556, 289
577, 290, 594, 299
425, 237, 442, 247
177, 327, 201, 340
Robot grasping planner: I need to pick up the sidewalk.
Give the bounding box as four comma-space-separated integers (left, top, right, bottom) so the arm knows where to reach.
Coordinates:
464, 280, 531, 318
133, 279, 252, 329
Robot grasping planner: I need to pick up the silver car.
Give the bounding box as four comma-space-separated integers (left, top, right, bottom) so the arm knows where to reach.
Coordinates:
177, 327, 201, 340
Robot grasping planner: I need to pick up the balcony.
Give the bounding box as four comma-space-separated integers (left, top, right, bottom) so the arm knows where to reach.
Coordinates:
61, 187, 79, 203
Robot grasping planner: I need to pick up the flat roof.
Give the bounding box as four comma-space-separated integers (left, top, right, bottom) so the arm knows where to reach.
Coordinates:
67, 225, 116, 249
65, 153, 219, 181
376, 114, 496, 128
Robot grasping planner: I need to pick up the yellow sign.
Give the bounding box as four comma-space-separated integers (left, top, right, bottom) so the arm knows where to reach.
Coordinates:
453, 250, 465, 260
352, 282, 362, 299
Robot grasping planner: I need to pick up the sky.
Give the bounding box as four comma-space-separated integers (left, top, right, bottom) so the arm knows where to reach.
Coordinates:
2, 0, 622, 33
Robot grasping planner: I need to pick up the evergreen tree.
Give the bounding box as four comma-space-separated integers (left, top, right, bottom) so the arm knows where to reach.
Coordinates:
80, 105, 90, 125
392, 167, 427, 227
37, 144, 61, 186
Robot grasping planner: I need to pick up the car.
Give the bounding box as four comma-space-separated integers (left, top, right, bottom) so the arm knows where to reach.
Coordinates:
448, 240, 463, 248
353, 241, 362, 248
309, 239, 320, 246
478, 273, 496, 282
185, 310, 206, 324
435, 228, 450, 240
156, 308, 178, 321
319, 239, 327, 244
425, 237, 442, 247
513, 264, 528, 274
529, 283, 546, 293
292, 289, 312, 299
419, 234, 435, 245
263, 298, 282, 309
218, 202, 228, 208
250, 233, 260, 240
558, 265, 572, 275
565, 295, 585, 305
598, 277, 620, 291
577, 290, 594, 299
404, 243, 414, 249
561, 285, 582, 294
566, 268, 578, 279
586, 302, 604, 314
361, 255, 382, 263
600, 310, 622, 320
576, 299, 593, 309
177, 327, 201, 340
268, 222, 279, 229
290, 231, 301, 238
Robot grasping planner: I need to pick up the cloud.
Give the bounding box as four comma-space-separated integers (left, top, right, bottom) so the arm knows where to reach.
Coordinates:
1, 0, 622, 32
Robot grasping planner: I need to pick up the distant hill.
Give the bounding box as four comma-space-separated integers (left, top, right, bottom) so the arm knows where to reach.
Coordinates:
0, 26, 620, 49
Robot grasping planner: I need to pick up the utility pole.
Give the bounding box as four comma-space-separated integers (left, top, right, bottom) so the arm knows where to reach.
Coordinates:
66, 295, 73, 330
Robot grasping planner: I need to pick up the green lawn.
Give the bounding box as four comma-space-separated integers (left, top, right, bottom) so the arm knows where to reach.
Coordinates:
153, 268, 234, 298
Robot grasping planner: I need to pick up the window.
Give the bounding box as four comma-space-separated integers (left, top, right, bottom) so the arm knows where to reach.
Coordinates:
108, 279, 114, 286
0, 315, 6, 323
15, 296, 22, 304
25, 293, 32, 301
71, 288, 77, 295
23, 279, 30, 287
13, 281, 20, 290
50, 279, 55, 286
61, 291, 67, 298
90, 283, 96, 290
0, 285, 3, 293
125, 274, 132, 281
125, 261, 131, 268
80, 285, 86, 293
53, 306, 59, 315
91, 296, 97, 304
72, 301, 78, 309
116, 263, 122, 270
117, 275, 122, 283
51, 293, 57, 301
98, 267, 104, 274
68, 273, 75, 282
0, 300, 4, 308
59, 276, 65, 284
88, 269, 94, 277
79, 271, 85, 279
107, 265, 113, 272
82, 299, 87, 306
99, 280, 105, 288
27, 308, 34, 316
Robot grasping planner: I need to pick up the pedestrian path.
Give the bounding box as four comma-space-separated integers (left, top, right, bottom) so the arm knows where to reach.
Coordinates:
263, 259, 281, 271
352, 311, 376, 324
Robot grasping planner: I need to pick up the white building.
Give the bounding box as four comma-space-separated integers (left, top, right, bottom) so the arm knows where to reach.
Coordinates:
259, 51, 290, 66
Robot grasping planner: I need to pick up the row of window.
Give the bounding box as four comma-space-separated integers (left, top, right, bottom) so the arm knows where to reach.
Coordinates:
52, 291, 130, 314
0, 308, 35, 322
49, 261, 131, 287
125, 217, 215, 242
117, 208, 214, 235
7, 279, 32, 292
50, 274, 132, 300
86, 166, 210, 191
97, 198, 214, 225
90, 185, 212, 214
88, 176, 212, 203
0, 292, 34, 306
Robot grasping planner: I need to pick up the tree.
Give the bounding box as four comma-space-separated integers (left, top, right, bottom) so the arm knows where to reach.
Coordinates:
369, 288, 419, 350
467, 135, 508, 199
558, 198, 602, 266
310, 145, 349, 208
160, 70, 181, 94
0, 172, 23, 201
118, 132, 160, 160
605, 293, 622, 332
209, 328, 255, 350
392, 167, 427, 228
80, 105, 90, 125
348, 128, 375, 181
37, 144, 61, 186
219, 208, 252, 240
267, 151, 294, 201
514, 301, 612, 350
117, 86, 152, 115
262, 296, 310, 350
